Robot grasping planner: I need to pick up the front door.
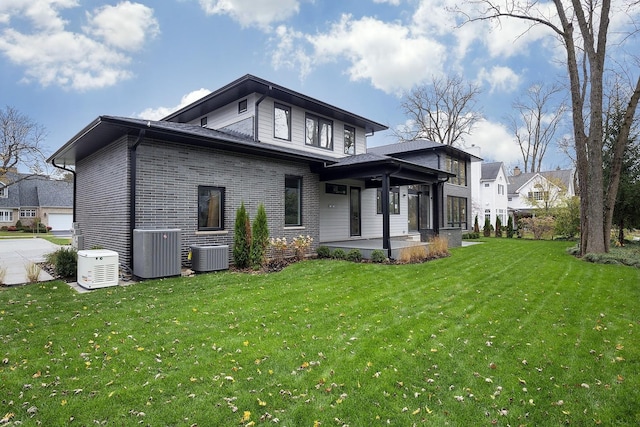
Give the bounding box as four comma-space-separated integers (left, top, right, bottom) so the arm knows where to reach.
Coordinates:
350, 187, 361, 237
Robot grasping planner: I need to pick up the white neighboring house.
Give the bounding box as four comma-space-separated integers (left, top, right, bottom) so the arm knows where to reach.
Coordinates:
507, 167, 576, 217
480, 162, 509, 227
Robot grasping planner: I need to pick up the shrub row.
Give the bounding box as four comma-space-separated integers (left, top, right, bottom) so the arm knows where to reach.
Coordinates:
316, 246, 387, 263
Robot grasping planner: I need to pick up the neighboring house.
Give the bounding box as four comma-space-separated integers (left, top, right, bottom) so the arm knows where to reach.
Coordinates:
479, 162, 509, 227
507, 167, 576, 217
47, 74, 471, 272
0, 171, 74, 231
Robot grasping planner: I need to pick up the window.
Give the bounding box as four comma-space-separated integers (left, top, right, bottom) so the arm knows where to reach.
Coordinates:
305, 114, 333, 150
285, 176, 302, 226
200, 116, 207, 127
498, 184, 504, 195
20, 209, 36, 218
447, 196, 467, 228
445, 156, 467, 186
376, 188, 400, 215
274, 103, 291, 140
238, 99, 247, 113
484, 209, 491, 222
0, 210, 13, 222
198, 186, 225, 231
484, 183, 490, 187
528, 191, 548, 201
0, 184, 6, 198
344, 125, 356, 155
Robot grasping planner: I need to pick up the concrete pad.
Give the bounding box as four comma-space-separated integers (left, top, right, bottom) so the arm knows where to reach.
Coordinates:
0, 238, 60, 285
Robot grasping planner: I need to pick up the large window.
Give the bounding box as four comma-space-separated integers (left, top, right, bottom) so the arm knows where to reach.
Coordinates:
285, 176, 302, 226
198, 186, 225, 231
274, 103, 291, 140
0, 210, 13, 222
528, 191, 548, 201
20, 209, 36, 218
305, 114, 333, 149
445, 156, 467, 186
344, 125, 356, 155
447, 196, 467, 228
376, 188, 400, 215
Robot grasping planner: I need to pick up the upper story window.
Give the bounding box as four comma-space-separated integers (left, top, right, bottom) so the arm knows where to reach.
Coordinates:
344, 125, 356, 155
274, 103, 291, 140
498, 184, 504, 195
305, 114, 333, 150
200, 116, 207, 127
445, 156, 467, 186
238, 99, 247, 113
198, 186, 225, 231
0, 184, 6, 198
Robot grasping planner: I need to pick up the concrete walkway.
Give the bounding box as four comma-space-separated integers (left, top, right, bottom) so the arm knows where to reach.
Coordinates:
0, 238, 58, 285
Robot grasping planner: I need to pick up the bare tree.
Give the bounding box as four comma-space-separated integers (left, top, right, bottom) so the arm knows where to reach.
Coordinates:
396, 74, 482, 146
509, 83, 567, 173
0, 106, 48, 180
460, 0, 640, 254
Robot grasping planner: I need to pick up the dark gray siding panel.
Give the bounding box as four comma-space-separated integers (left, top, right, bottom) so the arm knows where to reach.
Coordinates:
134, 139, 320, 265
75, 136, 131, 264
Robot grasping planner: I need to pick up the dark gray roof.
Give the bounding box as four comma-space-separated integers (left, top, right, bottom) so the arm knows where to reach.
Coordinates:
163, 74, 388, 134
481, 162, 503, 181
368, 139, 482, 161
0, 173, 72, 209
49, 115, 338, 166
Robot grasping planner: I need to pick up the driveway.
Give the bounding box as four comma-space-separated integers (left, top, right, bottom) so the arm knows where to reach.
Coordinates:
0, 238, 59, 285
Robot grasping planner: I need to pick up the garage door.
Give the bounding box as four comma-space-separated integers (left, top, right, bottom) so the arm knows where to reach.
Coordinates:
48, 213, 73, 231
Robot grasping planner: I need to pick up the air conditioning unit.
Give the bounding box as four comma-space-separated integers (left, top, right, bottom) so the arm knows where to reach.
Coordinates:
133, 229, 181, 279
190, 245, 229, 272
77, 249, 119, 289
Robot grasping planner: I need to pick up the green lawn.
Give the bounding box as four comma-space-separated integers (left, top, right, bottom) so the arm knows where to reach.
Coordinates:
1, 239, 639, 426
0, 231, 71, 246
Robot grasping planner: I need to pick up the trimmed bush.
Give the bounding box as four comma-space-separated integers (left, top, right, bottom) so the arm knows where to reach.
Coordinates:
316, 246, 331, 259
370, 249, 386, 263
473, 215, 480, 233
46, 247, 77, 279
495, 217, 502, 237
233, 202, 251, 269
507, 216, 514, 238
250, 204, 269, 269
463, 232, 480, 239
332, 248, 347, 260
346, 249, 362, 262
483, 217, 492, 237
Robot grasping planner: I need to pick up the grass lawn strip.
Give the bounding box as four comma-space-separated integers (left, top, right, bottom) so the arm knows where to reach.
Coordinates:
0, 238, 638, 425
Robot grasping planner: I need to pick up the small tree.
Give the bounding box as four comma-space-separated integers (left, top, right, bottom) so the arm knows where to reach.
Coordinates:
483, 217, 491, 237
506, 216, 514, 238
495, 216, 502, 237
553, 196, 581, 239
519, 216, 555, 240
473, 215, 480, 233
250, 204, 269, 269
233, 202, 251, 269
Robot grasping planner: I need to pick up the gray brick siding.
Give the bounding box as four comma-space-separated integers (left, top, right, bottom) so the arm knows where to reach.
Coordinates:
76, 136, 321, 269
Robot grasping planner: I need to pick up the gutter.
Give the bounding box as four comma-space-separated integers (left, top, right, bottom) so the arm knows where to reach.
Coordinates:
51, 160, 77, 223
129, 129, 146, 270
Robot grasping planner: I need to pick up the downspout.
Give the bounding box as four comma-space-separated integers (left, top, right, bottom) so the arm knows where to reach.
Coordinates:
129, 129, 146, 270
51, 160, 76, 223
253, 87, 271, 142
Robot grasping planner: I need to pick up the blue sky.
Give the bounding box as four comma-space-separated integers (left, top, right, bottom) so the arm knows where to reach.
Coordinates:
1, 0, 638, 173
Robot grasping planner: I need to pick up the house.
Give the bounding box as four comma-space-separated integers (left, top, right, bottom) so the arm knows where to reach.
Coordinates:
507, 167, 576, 218
47, 74, 474, 274
479, 162, 509, 227
0, 171, 74, 231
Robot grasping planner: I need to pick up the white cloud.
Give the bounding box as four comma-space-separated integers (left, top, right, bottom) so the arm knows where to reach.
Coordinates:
84, 1, 159, 52
373, 0, 401, 5
273, 14, 446, 94
465, 119, 521, 164
478, 66, 521, 93
0, 0, 158, 90
136, 88, 212, 120
198, 0, 300, 28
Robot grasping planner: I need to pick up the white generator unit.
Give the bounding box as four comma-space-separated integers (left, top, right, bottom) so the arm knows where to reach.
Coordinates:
77, 249, 119, 289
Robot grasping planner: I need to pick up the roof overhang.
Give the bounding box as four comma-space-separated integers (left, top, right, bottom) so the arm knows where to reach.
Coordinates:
313, 155, 454, 187
162, 74, 388, 135
48, 116, 338, 167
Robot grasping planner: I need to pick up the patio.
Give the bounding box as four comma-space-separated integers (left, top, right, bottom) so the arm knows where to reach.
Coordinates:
322, 235, 427, 260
